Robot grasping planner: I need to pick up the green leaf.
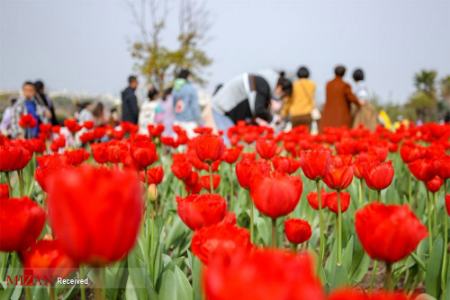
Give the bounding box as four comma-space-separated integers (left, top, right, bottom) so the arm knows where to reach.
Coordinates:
342, 237, 354, 271
255, 217, 271, 246
351, 254, 371, 284
192, 255, 202, 300
158, 266, 193, 300
425, 237, 443, 298
127, 246, 158, 300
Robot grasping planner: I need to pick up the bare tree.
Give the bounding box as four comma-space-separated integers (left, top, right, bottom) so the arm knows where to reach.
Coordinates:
127, 0, 212, 91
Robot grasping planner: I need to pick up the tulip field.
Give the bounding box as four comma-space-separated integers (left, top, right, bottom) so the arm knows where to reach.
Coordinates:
0, 120, 449, 300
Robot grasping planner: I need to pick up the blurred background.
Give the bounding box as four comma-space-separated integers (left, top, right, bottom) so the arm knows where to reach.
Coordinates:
1, 0, 450, 122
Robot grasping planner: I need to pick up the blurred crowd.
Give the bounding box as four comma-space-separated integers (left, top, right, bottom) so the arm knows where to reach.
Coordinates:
0, 65, 408, 141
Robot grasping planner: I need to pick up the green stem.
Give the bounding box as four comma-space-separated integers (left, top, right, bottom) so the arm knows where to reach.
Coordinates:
249, 193, 254, 243
442, 212, 448, 296
17, 170, 24, 197
426, 190, 433, 256
208, 164, 214, 194
80, 267, 87, 300
271, 218, 277, 248
385, 262, 393, 290
316, 180, 325, 264
154, 186, 159, 215
48, 284, 56, 300
377, 190, 381, 203
291, 243, 297, 252
433, 192, 438, 237
337, 191, 343, 266
1, 252, 9, 280
407, 172, 412, 206
370, 260, 379, 291
94, 268, 105, 300
5, 172, 12, 197
229, 164, 234, 211
358, 178, 363, 206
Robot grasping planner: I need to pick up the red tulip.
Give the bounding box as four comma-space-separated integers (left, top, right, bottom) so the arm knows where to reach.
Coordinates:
324, 158, 353, 191
353, 153, 376, 179
64, 118, 82, 133
25, 138, 46, 153
18, 114, 37, 129
172, 154, 193, 180
191, 223, 251, 265
106, 141, 128, 164
272, 156, 301, 174
222, 212, 237, 225
355, 202, 427, 263
50, 135, 66, 152
250, 172, 302, 219
130, 136, 158, 170
435, 155, 450, 181
22, 240, 78, 283
0, 197, 46, 252
177, 194, 227, 230
408, 158, 436, 182
328, 288, 409, 300
222, 146, 242, 164
46, 165, 144, 266
146, 166, 164, 185
147, 124, 165, 137
306, 189, 328, 210
0, 184, 9, 199
82, 120, 94, 129
79, 131, 95, 144
200, 174, 221, 191
235, 156, 254, 189
426, 176, 443, 193
192, 134, 225, 163
326, 191, 351, 214
400, 143, 425, 163
203, 248, 325, 300
368, 146, 389, 162
182, 171, 202, 194
161, 136, 179, 148
284, 218, 312, 244
35, 154, 71, 192
0, 143, 32, 172
363, 161, 395, 191
256, 138, 278, 159
235, 157, 271, 190
63, 149, 90, 166
301, 148, 331, 181
91, 143, 109, 164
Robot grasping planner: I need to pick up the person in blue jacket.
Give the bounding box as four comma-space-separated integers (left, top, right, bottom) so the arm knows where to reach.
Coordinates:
172, 69, 203, 136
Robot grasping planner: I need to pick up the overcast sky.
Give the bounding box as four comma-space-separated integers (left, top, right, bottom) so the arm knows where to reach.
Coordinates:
1, 0, 449, 104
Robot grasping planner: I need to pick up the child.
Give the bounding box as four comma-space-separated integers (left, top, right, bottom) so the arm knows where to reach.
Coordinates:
138, 86, 159, 134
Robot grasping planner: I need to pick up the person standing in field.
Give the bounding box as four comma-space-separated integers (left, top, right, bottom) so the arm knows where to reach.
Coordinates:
320, 65, 363, 132
154, 87, 175, 136
281, 66, 316, 130
10, 81, 50, 138
352, 68, 378, 130
121, 75, 140, 124
138, 86, 159, 134
172, 69, 203, 136
0, 98, 17, 137
35, 80, 58, 125
77, 101, 95, 123
92, 102, 107, 126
